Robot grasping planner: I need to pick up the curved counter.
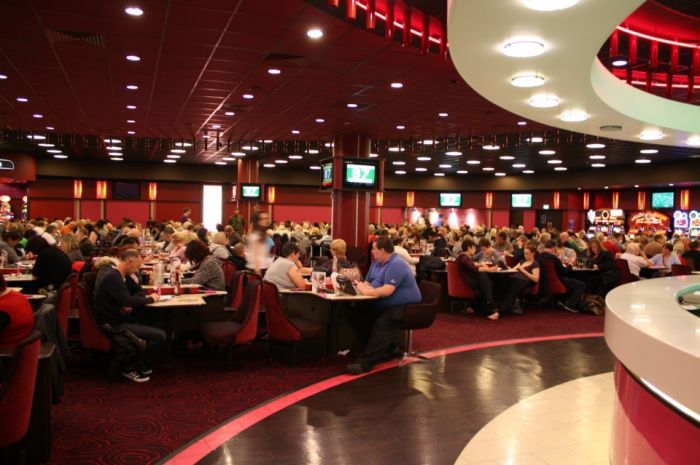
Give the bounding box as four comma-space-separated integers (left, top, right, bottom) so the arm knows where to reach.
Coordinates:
605, 276, 700, 465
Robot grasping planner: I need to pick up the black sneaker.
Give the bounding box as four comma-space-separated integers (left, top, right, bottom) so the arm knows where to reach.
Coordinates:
346, 363, 373, 375
140, 368, 153, 376
557, 301, 579, 313
122, 370, 150, 383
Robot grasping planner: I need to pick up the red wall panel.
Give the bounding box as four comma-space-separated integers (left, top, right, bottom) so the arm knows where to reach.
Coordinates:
272, 205, 331, 224
155, 202, 202, 223
274, 186, 331, 206
523, 210, 536, 230
29, 199, 73, 220
106, 201, 150, 224
81, 200, 101, 220
492, 209, 509, 228
28, 178, 73, 199
156, 182, 202, 202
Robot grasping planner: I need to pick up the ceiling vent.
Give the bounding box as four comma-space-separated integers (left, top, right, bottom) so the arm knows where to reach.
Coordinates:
46, 29, 105, 47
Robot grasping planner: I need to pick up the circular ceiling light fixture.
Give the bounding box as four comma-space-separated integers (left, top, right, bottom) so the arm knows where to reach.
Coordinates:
517, 121, 527, 126
640, 149, 658, 154
126, 84, 138, 90
33, 113, 43, 119
523, 0, 578, 11
166, 154, 180, 159
510, 73, 545, 88
127, 119, 136, 124
482, 144, 500, 150
529, 94, 560, 108
421, 139, 436, 145
174, 142, 192, 147
346, 103, 358, 108
586, 143, 605, 149
392, 161, 406, 165
445, 151, 462, 156
38, 143, 54, 147
53, 154, 68, 159
390, 82, 403, 89
417, 156, 431, 161
231, 151, 245, 157
523, 170, 535, 174
242, 93, 254, 99
538, 149, 555, 155
212, 124, 221, 129
16, 97, 28, 103
457, 170, 468, 174
164, 159, 176, 164
495, 172, 506, 177
171, 149, 186, 154
126, 54, 141, 62
126, 104, 137, 109
554, 166, 568, 171
315, 118, 325, 123
388, 147, 405, 152
47, 149, 62, 154
466, 160, 481, 165
685, 136, 700, 146
275, 159, 288, 164
439, 164, 452, 169
612, 59, 628, 67
225, 111, 235, 117
263, 163, 275, 168
307, 28, 323, 39
267, 68, 281, 75
46, 126, 54, 130
499, 155, 515, 160
291, 129, 300, 135
125, 6, 144, 16
215, 161, 227, 166
639, 129, 664, 141
369, 153, 378, 158
591, 163, 606, 168
438, 112, 448, 117
635, 158, 652, 164
529, 136, 544, 143
547, 159, 563, 164
559, 110, 588, 122
482, 167, 495, 171
307, 149, 320, 154
309, 165, 322, 170
0, 74, 7, 79
289, 155, 303, 160
127, 130, 135, 135
394, 170, 406, 175
513, 163, 526, 168
396, 125, 405, 130
434, 173, 445, 177
589, 155, 606, 160
27, 134, 46, 140
502, 40, 545, 58
415, 167, 427, 172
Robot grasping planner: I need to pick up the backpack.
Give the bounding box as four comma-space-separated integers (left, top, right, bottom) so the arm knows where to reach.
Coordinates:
582, 293, 606, 316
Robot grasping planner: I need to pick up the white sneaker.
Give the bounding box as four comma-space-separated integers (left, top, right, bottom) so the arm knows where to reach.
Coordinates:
122, 370, 150, 383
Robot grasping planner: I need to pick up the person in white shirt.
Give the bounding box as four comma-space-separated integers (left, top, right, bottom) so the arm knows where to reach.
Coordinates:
650, 243, 681, 275
619, 242, 649, 278
392, 236, 418, 275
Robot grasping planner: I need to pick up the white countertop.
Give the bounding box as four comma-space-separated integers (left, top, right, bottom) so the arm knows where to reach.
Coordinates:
605, 276, 700, 416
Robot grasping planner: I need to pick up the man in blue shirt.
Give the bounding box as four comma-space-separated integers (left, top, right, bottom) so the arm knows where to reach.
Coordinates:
348, 236, 421, 374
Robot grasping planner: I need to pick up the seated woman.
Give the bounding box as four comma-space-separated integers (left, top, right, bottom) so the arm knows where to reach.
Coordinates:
181, 240, 225, 291
492, 244, 540, 320
209, 231, 231, 260
456, 239, 499, 318
589, 238, 619, 296
263, 242, 307, 290
619, 242, 649, 278
650, 243, 682, 276
26, 236, 72, 294
0, 275, 34, 350
168, 232, 187, 262
59, 233, 85, 262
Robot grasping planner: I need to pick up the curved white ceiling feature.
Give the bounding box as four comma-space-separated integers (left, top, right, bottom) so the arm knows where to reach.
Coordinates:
447, 0, 700, 147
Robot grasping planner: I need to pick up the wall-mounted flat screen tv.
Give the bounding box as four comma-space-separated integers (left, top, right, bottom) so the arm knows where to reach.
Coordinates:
439, 193, 462, 207
321, 159, 333, 189
651, 192, 674, 209
342, 158, 379, 190
112, 181, 140, 200
511, 193, 532, 208
240, 183, 262, 201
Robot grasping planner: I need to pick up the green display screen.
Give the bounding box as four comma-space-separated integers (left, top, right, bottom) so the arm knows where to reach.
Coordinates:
321, 162, 333, 188
344, 163, 376, 185
241, 184, 261, 199
511, 193, 532, 208
439, 193, 462, 207
651, 192, 674, 209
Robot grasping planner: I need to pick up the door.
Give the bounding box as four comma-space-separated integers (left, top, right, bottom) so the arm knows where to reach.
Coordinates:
510, 209, 524, 228
536, 210, 563, 230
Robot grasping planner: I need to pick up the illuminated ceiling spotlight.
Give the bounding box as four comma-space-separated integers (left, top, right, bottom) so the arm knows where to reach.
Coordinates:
307, 28, 323, 39
586, 143, 605, 149
639, 129, 664, 141
510, 73, 545, 88
523, 0, 578, 11
559, 110, 588, 122
529, 94, 560, 108
502, 39, 545, 58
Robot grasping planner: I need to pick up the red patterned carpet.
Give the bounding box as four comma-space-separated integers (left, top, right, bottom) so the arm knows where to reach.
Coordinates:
49, 308, 604, 465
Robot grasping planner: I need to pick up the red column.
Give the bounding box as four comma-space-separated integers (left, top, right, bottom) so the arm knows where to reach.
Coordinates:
331, 134, 372, 252
237, 158, 259, 232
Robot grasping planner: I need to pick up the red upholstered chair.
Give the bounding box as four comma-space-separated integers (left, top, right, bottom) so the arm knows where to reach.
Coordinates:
615, 258, 637, 285
55, 282, 74, 339
671, 264, 691, 276
401, 280, 441, 363
539, 261, 567, 298
75, 283, 112, 353
446, 260, 477, 313
261, 282, 324, 364
200, 281, 261, 367
226, 270, 244, 311
0, 330, 41, 453
220, 259, 236, 289
505, 255, 519, 268
71, 260, 85, 276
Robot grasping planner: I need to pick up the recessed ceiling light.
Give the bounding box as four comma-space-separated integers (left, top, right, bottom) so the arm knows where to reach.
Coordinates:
16, 97, 28, 103
291, 129, 300, 135
417, 156, 432, 161
499, 155, 515, 160
113, 158, 125, 161
668, 183, 674, 186
390, 82, 403, 89
604, 186, 609, 189
466, 160, 481, 165
32, 113, 43, 119
127, 119, 136, 124
289, 155, 303, 160
523, 170, 535, 174
212, 124, 221, 129
27, 134, 46, 140
166, 155, 180, 159
415, 167, 427, 172
591, 163, 605, 168
539, 150, 555, 155
46, 126, 54, 130
315, 118, 325, 123
612, 59, 628, 67
267, 68, 281, 75
523, 0, 578, 11
634, 184, 639, 188
685, 136, 700, 146
38, 143, 54, 147
126, 55, 141, 62
53, 154, 68, 159
388, 147, 405, 152
164, 159, 176, 164
422, 139, 436, 145
586, 143, 605, 149
125, 6, 144, 16
394, 170, 406, 175
502, 40, 545, 58
369, 153, 378, 158
457, 170, 468, 174
171, 149, 186, 154
510, 73, 545, 88
483, 144, 500, 150
126, 105, 137, 109
438, 112, 448, 117
560, 110, 588, 122
445, 151, 462, 156
263, 163, 275, 168
396, 125, 405, 130
242, 145, 259, 151
495, 172, 506, 177
126, 84, 138, 90
47, 149, 62, 153
554, 166, 568, 171
225, 111, 235, 116
307, 28, 323, 39
0, 74, 7, 79
513, 163, 526, 168
215, 161, 227, 165
174, 142, 192, 147
434, 173, 445, 177
640, 149, 658, 154
635, 159, 651, 164
547, 159, 562, 164
275, 159, 288, 164
310, 165, 322, 170
347, 103, 358, 108
482, 167, 495, 171
589, 155, 606, 160
127, 130, 135, 135
231, 151, 245, 157
324, 142, 333, 147
307, 149, 319, 154
529, 136, 544, 143
105, 145, 121, 150
222, 157, 236, 161
517, 121, 527, 126
392, 161, 406, 165
639, 129, 664, 141
439, 164, 452, 168
242, 93, 254, 99
109, 152, 123, 157
529, 94, 560, 108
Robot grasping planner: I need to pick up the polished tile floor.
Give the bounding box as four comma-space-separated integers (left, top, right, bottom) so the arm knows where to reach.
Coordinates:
192, 337, 614, 465
455, 372, 613, 465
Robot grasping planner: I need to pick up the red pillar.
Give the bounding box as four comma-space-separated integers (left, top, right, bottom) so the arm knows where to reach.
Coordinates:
331, 134, 372, 252
237, 158, 259, 233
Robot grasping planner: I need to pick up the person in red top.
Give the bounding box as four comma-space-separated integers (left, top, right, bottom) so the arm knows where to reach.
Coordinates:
602, 235, 621, 255
0, 274, 35, 349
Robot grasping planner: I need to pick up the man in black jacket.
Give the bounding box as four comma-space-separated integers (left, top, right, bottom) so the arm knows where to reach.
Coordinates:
95, 248, 164, 383
538, 240, 586, 313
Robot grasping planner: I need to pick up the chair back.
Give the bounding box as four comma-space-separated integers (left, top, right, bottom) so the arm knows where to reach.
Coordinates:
402, 281, 441, 330
671, 264, 691, 276
75, 283, 112, 352
540, 260, 567, 295
445, 260, 476, 299
71, 260, 86, 276
220, 259, 236, 288
228, 270, 244, 308
81, 271, 98, 302
346, 246, 368, 274
261, 282, 302, 342
683, 257, 695, 271
0, 330, 41, 448
55, 281, 73, 339
504, 255, 519, 268
231, 281, 261, 344
245, 272, 262, 285
615, 258, 636, 285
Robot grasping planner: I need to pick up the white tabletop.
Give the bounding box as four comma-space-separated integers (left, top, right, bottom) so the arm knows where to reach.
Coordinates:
605, 276, 700, 416
279, 288, 377, 301
147, 295, 206, 308
4, 274, 37, 282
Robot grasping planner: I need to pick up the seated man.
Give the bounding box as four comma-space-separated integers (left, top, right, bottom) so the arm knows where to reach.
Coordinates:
348, 236, 421, 374
474, 238, 502, 266
456, 239, 498, 317
95, 248, 165, 383
538, 240, 586, 313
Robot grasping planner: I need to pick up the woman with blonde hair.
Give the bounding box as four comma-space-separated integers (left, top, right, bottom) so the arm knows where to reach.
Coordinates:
209, 231, 231, 259
59, 233, 84, 262
169, 232, 187, 261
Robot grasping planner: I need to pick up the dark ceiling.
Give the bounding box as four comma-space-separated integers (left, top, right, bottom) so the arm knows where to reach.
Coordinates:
655, 0, 700, 18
